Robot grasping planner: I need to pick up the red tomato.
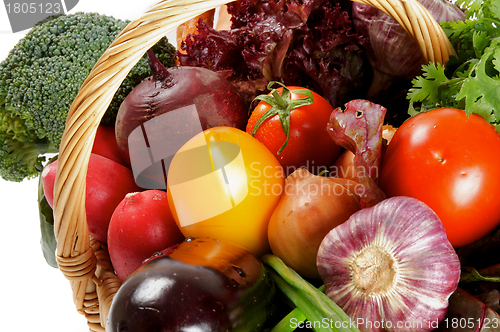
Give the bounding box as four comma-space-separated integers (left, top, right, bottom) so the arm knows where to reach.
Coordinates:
41, 160, 57, 208
379, 108, 500, 247
246, 85, 341, 175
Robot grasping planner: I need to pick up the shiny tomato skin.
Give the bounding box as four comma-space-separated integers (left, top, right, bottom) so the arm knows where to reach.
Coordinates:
166, 127, 285, 257
246, 87, 341, 175
379, 108, 500, 248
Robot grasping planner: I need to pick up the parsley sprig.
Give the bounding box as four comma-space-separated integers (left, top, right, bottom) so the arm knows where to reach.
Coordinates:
408, 0, 500, 131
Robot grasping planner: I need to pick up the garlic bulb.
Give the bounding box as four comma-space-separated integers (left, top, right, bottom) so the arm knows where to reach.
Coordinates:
317, 196, 460, 332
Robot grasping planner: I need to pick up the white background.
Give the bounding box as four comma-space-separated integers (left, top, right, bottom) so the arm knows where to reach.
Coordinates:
0, 1, 177, 331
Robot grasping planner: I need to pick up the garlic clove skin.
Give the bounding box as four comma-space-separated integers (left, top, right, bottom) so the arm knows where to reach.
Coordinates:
317, 196, 460, 332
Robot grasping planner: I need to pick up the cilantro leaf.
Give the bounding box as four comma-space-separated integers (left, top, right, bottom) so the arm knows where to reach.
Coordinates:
493, 45, 500, 72
456, 46, 500, 123
408, 0, 500, 132
454, 0, 483, 18
455, 0, 500, 19
472, 31, 491, 57
408, 63, 449, 103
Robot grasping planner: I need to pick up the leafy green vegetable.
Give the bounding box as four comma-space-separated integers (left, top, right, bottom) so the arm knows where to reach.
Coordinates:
38, 156, 57, 268
455, 0, 500, 20
408, 0, 500, 131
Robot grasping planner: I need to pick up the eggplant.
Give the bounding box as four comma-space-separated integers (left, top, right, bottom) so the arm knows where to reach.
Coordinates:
107, 237, 276, 331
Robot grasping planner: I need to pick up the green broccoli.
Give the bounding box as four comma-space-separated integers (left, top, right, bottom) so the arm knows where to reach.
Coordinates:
0, 12, 177, 182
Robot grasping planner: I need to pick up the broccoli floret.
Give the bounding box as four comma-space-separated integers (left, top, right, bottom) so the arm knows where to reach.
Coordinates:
0, 12, 176, 182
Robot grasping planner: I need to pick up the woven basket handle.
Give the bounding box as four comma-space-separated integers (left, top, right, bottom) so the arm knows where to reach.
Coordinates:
353, 0, 455, 63
52, 1, 238, 330
52, 0, 454, 330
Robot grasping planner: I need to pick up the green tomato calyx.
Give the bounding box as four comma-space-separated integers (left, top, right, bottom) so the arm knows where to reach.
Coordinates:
251, 82, 313, 155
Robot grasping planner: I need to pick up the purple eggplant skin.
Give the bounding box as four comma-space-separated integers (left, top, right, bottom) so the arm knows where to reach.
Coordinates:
107, 238, 276, 332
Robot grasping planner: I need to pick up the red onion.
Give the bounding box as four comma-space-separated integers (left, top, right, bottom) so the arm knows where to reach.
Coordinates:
327, 99, 387, 208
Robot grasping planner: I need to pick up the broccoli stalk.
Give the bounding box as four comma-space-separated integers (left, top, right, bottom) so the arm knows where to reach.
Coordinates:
0, 138, 58, 182
0, 12, 177, 182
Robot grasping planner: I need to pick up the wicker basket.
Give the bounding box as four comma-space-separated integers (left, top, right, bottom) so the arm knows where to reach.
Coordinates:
52, 0, 454, 330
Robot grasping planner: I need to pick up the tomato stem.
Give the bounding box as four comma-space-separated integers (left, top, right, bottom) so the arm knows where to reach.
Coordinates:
251, 82, 314, 155
272, 89, 287, 108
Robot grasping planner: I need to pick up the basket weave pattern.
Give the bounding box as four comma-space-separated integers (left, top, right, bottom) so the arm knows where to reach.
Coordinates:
52, 0, 453, 330
353, 0, 455, 63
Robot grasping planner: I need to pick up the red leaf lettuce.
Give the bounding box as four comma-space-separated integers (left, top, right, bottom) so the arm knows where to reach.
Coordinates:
177, 0, 369, 107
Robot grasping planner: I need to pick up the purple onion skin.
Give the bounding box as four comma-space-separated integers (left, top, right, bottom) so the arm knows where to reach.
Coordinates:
352, 0, 465, 96
317, 196, 461, 332
115, 66, 248, 166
